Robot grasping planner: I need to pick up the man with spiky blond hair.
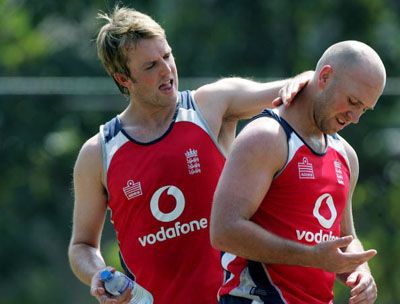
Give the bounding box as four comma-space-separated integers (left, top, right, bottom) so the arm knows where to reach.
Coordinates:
68, 6, 312, 304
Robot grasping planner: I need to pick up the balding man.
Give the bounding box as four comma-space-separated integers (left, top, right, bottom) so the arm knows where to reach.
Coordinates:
210, 40, 386, 304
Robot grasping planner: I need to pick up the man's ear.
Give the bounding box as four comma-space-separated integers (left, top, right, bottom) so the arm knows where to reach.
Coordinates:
318, 65, 333, 89
113, 72, 131, 88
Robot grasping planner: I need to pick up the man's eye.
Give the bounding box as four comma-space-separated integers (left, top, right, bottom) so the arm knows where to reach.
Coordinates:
348, 98, 357, 105
145, 63, 155, 70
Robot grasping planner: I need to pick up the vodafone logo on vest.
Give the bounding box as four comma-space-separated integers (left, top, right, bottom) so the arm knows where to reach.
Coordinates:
150, 185, 185, 222
296, 193, 339, 244
313, 193, 337, 229
138, 185, 208, 247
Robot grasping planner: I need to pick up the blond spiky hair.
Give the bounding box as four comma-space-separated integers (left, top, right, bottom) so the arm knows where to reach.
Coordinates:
96, 6, 166, 95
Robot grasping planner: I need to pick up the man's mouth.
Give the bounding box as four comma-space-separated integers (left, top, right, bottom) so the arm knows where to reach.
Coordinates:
336, 117, 346, 126
159, 79, 173, 91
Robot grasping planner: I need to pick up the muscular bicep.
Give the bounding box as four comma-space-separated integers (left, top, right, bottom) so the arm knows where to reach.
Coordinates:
71, 134, 108, 248
211, 118, 287, 244
193, 78, 285, 148
215, 141, 271, 221
196, 78, 285, 120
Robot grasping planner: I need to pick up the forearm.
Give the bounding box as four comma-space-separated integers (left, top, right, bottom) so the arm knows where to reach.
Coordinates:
349, 238, 371, 271
223, 77, 287, 119
223, 70, 312, 119
212, 218, 315, 267
68, 243, 107, 286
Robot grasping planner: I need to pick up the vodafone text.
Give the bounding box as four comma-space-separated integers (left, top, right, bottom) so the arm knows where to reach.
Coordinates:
296, 229, 339, 244
138, 218, 208, 247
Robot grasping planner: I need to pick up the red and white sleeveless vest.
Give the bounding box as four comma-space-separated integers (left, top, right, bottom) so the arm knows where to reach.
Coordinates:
100, 91, 225, 303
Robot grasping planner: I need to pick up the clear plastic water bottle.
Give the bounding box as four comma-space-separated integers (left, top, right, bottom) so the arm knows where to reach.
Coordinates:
100, 269, 154, 304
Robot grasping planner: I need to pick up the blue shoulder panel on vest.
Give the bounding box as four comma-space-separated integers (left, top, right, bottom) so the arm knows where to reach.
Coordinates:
103, 117, 122, 144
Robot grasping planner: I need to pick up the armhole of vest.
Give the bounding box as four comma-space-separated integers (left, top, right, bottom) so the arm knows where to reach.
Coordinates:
182, 90, 228, 158
99, 125, 109, 197
256, 109, 293, 179
259, 109, 293, 139
333, 133, 351, 174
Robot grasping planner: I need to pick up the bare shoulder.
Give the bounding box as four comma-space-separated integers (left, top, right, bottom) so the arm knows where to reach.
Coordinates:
232, 116, 288, 173
191, 80, 238, 143
74, 133, 103, 178
193, 78, 246, 112
239, 116, 287, 147
194, 78, 233, 102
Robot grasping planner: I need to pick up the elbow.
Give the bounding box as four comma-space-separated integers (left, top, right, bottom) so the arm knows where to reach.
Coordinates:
210, 196, 243, 252
68, 239, 76, 261
68, 240, 81, 271
210, 227, 223, 251
68, 236, 82, 259
210, 218, 235, 252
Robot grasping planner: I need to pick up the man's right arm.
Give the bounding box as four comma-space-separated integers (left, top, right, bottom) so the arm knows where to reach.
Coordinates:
68, 134, 108, 286
210, 117, 376, 273
210, 117, 316, 266
69, 134, 134, 304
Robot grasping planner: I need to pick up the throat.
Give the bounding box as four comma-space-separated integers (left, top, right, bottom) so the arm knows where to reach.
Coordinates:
305, 135, 326, 154
124, 122, 173, 143
120, 103, 177, 143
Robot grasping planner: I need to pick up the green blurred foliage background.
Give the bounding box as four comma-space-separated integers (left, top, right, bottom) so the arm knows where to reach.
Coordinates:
0, 0, 399, 303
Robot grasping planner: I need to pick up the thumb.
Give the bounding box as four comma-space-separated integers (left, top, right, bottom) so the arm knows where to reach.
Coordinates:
91, 286, 106, 297
346, 272, 359, 287
272, 97, 282, 107
333, 235, 354, 249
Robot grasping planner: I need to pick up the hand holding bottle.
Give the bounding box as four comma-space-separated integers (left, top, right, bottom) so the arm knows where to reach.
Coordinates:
100, 269, 153, 304
91, 267, 132, 304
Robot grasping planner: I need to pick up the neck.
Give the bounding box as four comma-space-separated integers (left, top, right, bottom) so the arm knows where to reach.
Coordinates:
278, 85, 326, 152
118, 99, 177, 142
281, 85, 322, 135
123, 94, 177, 124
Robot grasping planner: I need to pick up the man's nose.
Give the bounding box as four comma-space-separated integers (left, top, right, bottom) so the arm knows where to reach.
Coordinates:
345, 110, 362, 124
160, 60, 172, 75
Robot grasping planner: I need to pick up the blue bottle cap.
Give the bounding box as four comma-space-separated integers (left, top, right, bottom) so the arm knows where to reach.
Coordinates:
100, 270, 113, 282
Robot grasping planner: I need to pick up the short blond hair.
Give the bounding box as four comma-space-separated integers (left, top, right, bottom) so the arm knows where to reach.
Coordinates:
96, 6, 166, 95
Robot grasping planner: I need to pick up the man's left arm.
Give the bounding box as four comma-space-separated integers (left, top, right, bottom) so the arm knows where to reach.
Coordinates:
194, 71, 313, 122
339, 138, 378, 304
193, 71, 313, 153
